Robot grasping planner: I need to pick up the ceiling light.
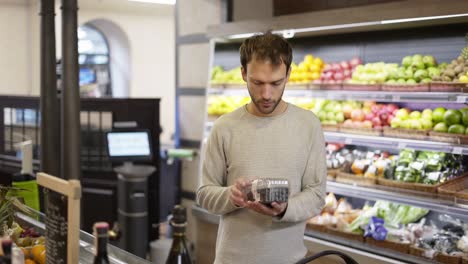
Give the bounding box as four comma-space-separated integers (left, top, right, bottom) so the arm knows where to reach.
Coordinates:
381, 13, 468, 24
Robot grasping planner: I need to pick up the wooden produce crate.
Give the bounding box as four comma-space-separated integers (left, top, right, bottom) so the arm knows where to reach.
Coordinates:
340, 126, 383, 137
428, 131, 468, 144
306, 222, 328, 233
321, 124, 340, 132
383, 127, 429, 140
342, 83, 381, 91
462, 256, 468, 264
409, 246, 437, 260
377, 178, 440, 193
320, 83, 343, 90
438, 175, 468, 200
336, 171, 377, 186
430, 82, 466, 92
381, 84, 429, 92
365, 238, 410, 254
325, 227, 364, 243
327, 169, 340, 180
435, 253, 462, 264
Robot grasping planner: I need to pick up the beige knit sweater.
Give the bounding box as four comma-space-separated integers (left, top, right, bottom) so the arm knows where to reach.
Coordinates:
197, 103, 327, 264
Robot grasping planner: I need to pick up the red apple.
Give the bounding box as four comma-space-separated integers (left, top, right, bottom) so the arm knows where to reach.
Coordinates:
334, 72, 344, 81
340, 61, 350, 70
331, 63, 341, 72
343, 119, 353, 128
363, 101, 376, 108
343, 105, 353, 119
363, 120, 373, 128
387, 114, 395, 123
385, 104, 399, 113
343, 69, 352, 78
350, 57, 362, 67
365, 113, 375, 121
372, 116, 382, 127
323, 64, 331, 72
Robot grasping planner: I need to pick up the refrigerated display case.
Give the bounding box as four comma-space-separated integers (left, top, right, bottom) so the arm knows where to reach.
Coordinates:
195, 9, 468, 264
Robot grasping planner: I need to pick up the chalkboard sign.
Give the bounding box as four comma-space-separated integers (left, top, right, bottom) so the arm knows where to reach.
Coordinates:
37, 173, 81, 264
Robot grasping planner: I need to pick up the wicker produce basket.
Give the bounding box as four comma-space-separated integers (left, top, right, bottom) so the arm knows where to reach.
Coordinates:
383, 127, 429, 140
341, 83, 381, 91
365, 238, 410, 254
430, 82, 466, 92
435, 253, 462, 264
428, 131, 468, 144
382, 83, 429, 92
336, 171, 377, 186
340, 126, 382, 137
325, 227, 364, 243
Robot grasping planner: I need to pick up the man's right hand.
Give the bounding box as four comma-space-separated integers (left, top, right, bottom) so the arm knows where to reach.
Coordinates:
229, 178, 251, 208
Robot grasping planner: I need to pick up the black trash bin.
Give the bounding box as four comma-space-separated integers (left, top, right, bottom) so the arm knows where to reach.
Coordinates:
115, 164, 156, 258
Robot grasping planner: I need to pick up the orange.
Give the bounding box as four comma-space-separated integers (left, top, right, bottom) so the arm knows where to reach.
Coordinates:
37, 250, 46, 264
21, 247, 31, 259
31, 244, 45, 262
24, 259, 36, 264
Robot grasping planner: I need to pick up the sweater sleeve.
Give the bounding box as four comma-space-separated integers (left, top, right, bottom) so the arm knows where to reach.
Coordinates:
196, 123, 239, 215
276, 121, 327, 222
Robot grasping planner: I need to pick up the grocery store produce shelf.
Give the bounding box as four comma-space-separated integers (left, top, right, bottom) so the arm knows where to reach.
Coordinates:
324, 132, 468, 155
327, 181, 468, 221
207, 88, 468, 103
305, 229, 432, 264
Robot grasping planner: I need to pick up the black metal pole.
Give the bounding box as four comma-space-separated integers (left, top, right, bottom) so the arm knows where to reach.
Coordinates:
40, 0, 60, 177
61, 0, 80, 180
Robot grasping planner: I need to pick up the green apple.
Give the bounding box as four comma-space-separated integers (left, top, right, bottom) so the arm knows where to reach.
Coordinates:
412, 54, 423, 62
396, 109, 410, 120
460, 108, 468, 126
409, 111, 422, 119
327, 111, 335, 121
433, 122, 448, 133
318, 111, 327, 121
414, 69, 428, 81
411, 60, 425, 70
432, 107, 446, 123
427, 67, 440, 78
422, 109, 433, 120
466, 126, 468, 135
401, 120, 411, 129
410, 119, 423, 130
397, 78, 406, 84
421, 78, 432, 84
421, 119, 433, 130
391, 117, 402, 128
422, 55, 436, 68
334, 112, 345, 123
404, 68, 414, 79
406, 79, 417, 85
402, 56, 413, 67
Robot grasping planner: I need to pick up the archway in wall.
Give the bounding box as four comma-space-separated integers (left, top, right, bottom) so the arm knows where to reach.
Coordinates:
82, 19, 131, 98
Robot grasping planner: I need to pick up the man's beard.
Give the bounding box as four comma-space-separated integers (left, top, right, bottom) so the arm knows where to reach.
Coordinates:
247, 84, 285, 115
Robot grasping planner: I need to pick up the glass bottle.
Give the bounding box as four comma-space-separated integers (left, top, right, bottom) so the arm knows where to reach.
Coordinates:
93, 222, 110, 264
165, 205, 192, 264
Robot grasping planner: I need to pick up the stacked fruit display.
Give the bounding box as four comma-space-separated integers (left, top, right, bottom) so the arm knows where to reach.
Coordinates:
348, 62, 399, 84
342, 101, 399, 129
431, 107, 468, 135
390, 108, 434, 130
385, 54, 441, 85
210, 66, 244, 85
207, 96, 250, 116
433, 56, 468, 82
319, 57, 362, 84
289, 54, 324, 83
312, 99, 361, 125
9, 223, 46, 264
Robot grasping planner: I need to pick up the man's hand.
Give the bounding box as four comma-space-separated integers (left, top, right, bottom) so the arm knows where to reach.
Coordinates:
229, 178, 251, 208
246, 201, 287, 217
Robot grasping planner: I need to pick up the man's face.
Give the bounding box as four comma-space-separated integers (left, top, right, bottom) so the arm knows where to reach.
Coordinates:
241, 58, 290, 117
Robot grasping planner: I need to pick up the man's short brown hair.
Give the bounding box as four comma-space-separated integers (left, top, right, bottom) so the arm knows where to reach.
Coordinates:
239, 32, 293, 73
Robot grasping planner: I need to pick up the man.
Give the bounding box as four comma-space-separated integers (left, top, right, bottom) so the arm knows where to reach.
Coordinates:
197, 32, 326, 264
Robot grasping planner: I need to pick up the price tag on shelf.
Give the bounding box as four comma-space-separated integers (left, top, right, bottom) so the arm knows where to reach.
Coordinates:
398, 142, 407, 149
345, 138, 353, 145
456, 96, 467, 103
452, 147, 463, 155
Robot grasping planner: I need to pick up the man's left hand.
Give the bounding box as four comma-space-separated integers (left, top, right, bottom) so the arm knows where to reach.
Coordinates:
246, 201, 287, 217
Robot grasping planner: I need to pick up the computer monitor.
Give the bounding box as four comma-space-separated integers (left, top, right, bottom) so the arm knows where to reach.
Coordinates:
105, 130, 153, 162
